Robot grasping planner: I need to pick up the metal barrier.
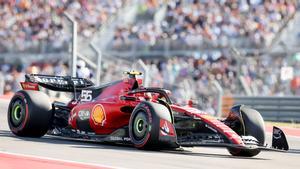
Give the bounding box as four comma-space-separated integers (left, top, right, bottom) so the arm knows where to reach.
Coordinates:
63, 12, 103, 85
222, 96, 300, 122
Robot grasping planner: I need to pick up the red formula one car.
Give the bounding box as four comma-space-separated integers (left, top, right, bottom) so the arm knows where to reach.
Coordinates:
7, 71, 289, 157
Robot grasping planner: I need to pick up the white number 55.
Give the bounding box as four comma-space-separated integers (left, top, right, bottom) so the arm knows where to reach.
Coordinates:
81, 90, 92, 102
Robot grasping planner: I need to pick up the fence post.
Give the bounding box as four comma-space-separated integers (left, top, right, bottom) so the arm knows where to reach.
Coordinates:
212, 80, 224, 117
64, 12, 77, 77
90, 42, 102, 86
132, 59, 149, 87
0, 72, 4, 95
138, 59, 149, 87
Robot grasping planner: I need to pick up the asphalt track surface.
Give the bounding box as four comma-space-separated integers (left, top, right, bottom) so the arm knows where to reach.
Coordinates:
1, 99, 300, 169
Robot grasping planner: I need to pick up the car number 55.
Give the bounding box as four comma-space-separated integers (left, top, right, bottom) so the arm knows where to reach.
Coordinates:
81, 90, 92, 102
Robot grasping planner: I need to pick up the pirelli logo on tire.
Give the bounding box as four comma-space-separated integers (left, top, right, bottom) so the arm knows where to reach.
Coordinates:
91, 104, 106, 126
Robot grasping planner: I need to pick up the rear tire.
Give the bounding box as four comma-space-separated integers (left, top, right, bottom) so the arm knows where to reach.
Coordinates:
7, 90, 52, 137
227, 105, 265, 157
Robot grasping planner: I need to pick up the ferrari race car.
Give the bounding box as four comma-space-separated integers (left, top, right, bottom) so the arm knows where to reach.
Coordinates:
7, 71, 289, 157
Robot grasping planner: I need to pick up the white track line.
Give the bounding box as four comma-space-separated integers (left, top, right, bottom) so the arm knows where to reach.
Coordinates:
0, 150, 127, 169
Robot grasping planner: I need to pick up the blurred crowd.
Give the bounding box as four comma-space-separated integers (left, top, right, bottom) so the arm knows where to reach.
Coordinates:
1, 0, 300, 115
154, 53, 295, 97
0, 60, 69, 95
2, 52, 300, 115
1, 0, 297, 53
92, 53, 300, 114
0, 0, 127, 52
112, 0, 297, 49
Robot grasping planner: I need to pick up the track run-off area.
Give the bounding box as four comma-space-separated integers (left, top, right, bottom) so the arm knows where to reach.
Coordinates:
1, 98, 300, 169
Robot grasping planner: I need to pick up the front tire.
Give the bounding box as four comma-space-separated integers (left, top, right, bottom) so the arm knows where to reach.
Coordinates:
130, 109, 151, 148
227, 105, 265, 157
129, 101, 176, 149
7, 90, 52, 137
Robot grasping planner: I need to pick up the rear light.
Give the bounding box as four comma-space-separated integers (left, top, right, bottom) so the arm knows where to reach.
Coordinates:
20, 82, 39, 91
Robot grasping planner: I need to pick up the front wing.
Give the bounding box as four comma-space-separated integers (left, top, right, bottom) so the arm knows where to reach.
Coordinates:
179, 126, 289, 152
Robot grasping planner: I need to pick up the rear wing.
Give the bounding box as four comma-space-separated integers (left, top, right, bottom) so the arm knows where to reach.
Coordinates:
22, 74, 94, 92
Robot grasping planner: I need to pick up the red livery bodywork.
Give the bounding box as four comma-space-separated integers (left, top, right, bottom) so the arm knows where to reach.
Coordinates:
13, 72, 288, 157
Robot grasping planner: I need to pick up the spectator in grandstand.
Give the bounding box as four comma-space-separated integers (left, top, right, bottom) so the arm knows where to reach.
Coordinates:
1, 53, 300, 114
112, 0, 297, 49
76, 60, 93, 79
0, 0, 127, 53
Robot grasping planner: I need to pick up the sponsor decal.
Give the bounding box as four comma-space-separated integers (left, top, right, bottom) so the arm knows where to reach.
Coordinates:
109, 136, 123, 141
34, 76, 68, 85
109, 136, 131, 141
273, 128, 282, 139
161, 123, 169, 136
78, 110, 90, 120
91, 104, 106, 126
159, 119, 175, 136
123, 137, 131, 141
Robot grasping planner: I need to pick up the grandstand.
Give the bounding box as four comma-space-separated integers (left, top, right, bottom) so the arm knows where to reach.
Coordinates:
109, 0, 297, 54
0, 0, 300, 115
0, 0, 127, 53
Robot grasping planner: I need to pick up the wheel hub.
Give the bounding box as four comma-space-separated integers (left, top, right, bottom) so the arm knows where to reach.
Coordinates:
11, 100, 24, 127
133, 112, 148, 140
